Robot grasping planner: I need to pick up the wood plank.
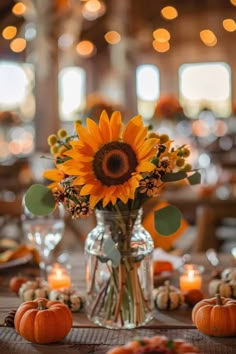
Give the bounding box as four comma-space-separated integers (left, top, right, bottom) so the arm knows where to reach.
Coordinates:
0, 327, 235, 354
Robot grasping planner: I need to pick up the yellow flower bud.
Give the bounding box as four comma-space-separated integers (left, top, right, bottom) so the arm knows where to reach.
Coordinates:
176, 158, 185, 167
184, 163, 192, 172
57, 129, 67, 139
182, 148, 190, 158
50, 145, 59, 155
47, 134, 57, 146
147, 132, 159, 139
160, 134, 169, 144
58, 145, 68, 154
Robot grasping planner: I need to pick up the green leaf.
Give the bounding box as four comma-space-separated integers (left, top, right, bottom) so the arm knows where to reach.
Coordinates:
161, 171, 187, 183
154, 205, 182, 236
187, 171, 201, 185
24, 184, 56, 216
103, 237, 121, 268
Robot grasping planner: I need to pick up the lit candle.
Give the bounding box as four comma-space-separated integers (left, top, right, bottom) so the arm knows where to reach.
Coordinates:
179, 264, 203, 291
47, 263, 71, 290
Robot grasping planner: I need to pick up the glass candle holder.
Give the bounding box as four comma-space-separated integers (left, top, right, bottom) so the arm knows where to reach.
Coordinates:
47, 263, 71, 290
179, 264, 204, 291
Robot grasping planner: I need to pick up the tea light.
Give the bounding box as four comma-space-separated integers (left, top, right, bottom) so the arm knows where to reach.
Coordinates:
179, 264, 204, 291
47, 263, 71, 289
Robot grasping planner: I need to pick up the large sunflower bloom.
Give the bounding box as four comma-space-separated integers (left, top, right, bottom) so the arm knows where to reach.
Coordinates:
60, 111, 158, 208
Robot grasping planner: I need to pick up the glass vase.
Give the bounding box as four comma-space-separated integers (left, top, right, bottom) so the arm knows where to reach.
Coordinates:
84, 208, 154, 329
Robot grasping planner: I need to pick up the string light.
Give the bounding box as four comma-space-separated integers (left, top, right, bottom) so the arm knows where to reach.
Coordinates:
153, 28, 170, 42
76, 40, 96, 57
2, 26, 17, 40
10, 38, 27, 53
222, 19, 236, 32
230, 0, 236, 6
200, 30, 217, 46
82, 0, 106, 20
12, 2, 26, 16
152, 40, 170, 53
161, 6, 178, 20
104, 31, 121, 45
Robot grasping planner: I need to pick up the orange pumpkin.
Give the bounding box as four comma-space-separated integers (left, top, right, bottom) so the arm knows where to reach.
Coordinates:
192, 294, 236, 336
9, 275, 28, 294
14, 297, 73, 344
184, 289, 204, 307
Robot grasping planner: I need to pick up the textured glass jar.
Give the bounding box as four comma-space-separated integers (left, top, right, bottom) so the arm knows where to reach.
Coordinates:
84, 208, 154, 329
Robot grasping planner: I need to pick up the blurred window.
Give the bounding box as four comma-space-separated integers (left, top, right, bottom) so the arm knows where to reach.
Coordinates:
59, 66, 86, 121
0, 61, 35, 121
136, 64, 160, 120
179, 62, 231, 118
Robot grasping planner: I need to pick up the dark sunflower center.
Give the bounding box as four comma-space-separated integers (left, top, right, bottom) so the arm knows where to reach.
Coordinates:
93, 141, 138, 186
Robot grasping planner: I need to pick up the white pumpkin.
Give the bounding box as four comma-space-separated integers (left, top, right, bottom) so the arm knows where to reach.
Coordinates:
49, 288, 84, 312
19, 277, 50, 301
221, 268, 236, 282
208, 279, 236, 298
153, 281, 184, 310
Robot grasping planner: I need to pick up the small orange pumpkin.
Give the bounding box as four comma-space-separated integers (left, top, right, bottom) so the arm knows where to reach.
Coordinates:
14, 297, 73, 344
184, 289, 204, 308
9, 275, 28, 294
192, 294, 236, 336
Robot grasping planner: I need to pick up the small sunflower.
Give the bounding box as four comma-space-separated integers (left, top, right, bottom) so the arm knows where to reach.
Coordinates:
61, 111, 158, 208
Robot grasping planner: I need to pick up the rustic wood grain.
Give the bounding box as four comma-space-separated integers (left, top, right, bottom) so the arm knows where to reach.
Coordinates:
0, 327, 235, 354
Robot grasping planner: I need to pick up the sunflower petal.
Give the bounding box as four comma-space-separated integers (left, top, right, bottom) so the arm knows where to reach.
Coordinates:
61, 160, 84, 175
103, 186, 116, 207
132, 126, 148, 150
63, 150, 93, 162
110, 111, 122, 141
136, 138, 158, 160
90, 193, 103, 209
76, 121, 98, 151
86, 118, 104, 145
80, 183, 96, 195
123, 115, 143, 143
43, 169, 65, 182
47, 182, 60, 190
99, 110, 111, 142
136, 161, 155, 172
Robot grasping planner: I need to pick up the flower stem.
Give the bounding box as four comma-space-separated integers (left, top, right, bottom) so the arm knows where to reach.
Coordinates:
87, 257, 98, 295
90, 278, 110, 317
114, 263, 125, 322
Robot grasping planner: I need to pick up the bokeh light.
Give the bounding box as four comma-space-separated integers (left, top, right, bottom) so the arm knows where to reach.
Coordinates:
12, 2, 26, 16
76, 40, 95, 57
2, 26, 17, 40
161, 6, 178, 20
104, 31, 121, 45
153, 28, 171, 42
10, 38, 27, 52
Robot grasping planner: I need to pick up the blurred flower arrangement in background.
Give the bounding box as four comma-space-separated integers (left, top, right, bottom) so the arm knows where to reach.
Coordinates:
154, 94, 184, 121
82, 93, 123, 122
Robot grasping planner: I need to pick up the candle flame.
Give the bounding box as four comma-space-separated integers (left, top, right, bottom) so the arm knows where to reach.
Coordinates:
188, 270, 195, 279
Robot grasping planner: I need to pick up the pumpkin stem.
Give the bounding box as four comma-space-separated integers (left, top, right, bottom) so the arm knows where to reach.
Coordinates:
38, 300, 46, 310
216, 293, 222, 305
164, 280, 170, 292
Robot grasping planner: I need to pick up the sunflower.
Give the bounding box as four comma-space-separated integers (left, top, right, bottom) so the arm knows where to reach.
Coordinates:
60, 111, 158, 208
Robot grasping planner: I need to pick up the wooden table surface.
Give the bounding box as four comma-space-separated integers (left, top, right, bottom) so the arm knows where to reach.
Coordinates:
0, 251, 236, 354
